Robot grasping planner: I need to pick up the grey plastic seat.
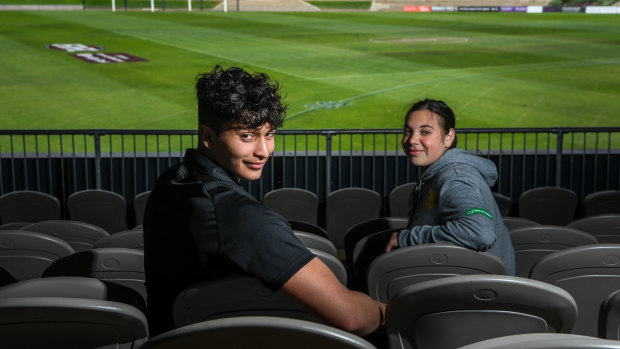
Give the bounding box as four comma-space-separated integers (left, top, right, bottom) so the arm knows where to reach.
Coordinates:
509, 225, 598, 278
0, 222, 31, 230
0, 230, 75, 281
0, 277, 148, 349
343, 217, 408, 273
289, 220, 329, 239
529, 244, 620, 336
93, 229, 144, 250
22, 220, 109, 252
518, 186, 578, 225
326, 187, 382, 249
502, 216, 541, 231
492, 192, 514, 217
389, 182, 417, 218
367, 244, 508, 303
42, 247, 146, 303
348, 228, 403, 292
567, 214, 620, 243
0, 190, 61, 224
67, 189, 128, 233
457, 333, 620, 349
172, 274, 321, 328
600, 289, 620, 340
263, 188, 320, 226
0, 265, 17, 287
386, 274, 577, 349
294, 231, 337, 257
143, 316, 376, 349
580, 190, 620, 217
133, 190, 151, 227
308, 247, 347, 285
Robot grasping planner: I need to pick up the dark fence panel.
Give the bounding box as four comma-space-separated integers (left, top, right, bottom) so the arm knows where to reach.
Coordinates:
1, 128, 619, 221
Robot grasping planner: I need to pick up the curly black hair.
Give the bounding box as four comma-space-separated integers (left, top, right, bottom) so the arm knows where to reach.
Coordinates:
196, 65, 286, 132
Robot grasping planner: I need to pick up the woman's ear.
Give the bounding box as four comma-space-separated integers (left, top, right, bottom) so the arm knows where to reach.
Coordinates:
444, 128, 456, 148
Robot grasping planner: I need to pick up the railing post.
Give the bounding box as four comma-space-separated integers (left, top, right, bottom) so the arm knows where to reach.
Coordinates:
555, 130, 563, 186
325, 132, 333, 202
94, 131, 102, 189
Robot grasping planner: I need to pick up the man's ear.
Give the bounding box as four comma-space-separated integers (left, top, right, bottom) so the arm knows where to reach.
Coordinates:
199, 124, 215, 149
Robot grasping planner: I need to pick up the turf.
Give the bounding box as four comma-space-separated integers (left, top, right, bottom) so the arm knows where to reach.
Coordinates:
1, 10, 619, 131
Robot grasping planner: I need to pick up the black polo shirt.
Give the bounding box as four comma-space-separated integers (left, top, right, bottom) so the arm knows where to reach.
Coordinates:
143, 148, 314, 336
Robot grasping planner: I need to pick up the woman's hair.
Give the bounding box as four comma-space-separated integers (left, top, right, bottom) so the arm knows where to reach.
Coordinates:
195, 65, 286, 132
406, 98, 457, 148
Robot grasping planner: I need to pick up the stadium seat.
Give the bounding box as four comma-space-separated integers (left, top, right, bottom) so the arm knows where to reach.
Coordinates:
566, 214, 620, 243
518, 186, 578, 225
367, 244, 507, 303
0, 190, 61, 224
133, 190, 151, 228
385, 275, 576, 349
294, 231, 337, 257
92, 229, 144, 250
143, 316, 376, 349
22, 220, 109, 252
457, 333, 620, 349
492, 192, 514, 217
529, 244, 620, 336
263, 188, 320, 226
389, 182, 416, 218
66, 189, 128, 233
502, 216, 541, 232
579, 190, 620, 217
509, 225, 598, 278
326, 188, 382, 249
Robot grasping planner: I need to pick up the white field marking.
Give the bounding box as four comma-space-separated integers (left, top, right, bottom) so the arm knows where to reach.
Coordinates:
369, 37, 470, 44
512, 95, 544, 126
591, 108, 604, 126
456, 86, 494, 113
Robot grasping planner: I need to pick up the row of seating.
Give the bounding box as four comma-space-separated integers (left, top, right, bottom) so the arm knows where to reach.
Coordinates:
0, 189, 150, 233
6, 271, 620, 348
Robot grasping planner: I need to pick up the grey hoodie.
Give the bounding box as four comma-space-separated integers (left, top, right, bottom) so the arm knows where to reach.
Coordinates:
398, 148, 516, 275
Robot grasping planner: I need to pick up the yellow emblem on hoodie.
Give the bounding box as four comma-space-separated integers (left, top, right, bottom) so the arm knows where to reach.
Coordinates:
426, 189, 436, 208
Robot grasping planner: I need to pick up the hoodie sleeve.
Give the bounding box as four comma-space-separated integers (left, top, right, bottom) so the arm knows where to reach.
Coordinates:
398, 172, 497, 251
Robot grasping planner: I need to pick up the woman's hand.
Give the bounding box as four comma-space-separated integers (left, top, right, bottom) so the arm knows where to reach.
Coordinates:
385, 232, 400, 252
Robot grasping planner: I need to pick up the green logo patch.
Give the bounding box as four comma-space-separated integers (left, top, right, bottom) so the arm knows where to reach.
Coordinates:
465, 207, 493, 220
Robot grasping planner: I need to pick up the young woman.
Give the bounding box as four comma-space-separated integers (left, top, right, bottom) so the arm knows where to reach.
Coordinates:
385, 98, 515, 275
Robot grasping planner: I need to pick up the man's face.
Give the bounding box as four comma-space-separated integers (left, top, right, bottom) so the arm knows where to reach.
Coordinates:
205, 122, 276, 181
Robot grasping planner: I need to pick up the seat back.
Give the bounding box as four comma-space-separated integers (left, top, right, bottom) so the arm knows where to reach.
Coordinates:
294, 231, 337, 257
343, 217, 408, 272
263, 188, 320, 226
386, 275, 577, 349
509, 225, 598, 278
0, 277, 147, 349
457, 333, 620, 349
93, 229, 144, 250
42, 247, 146, 303
599, 289, 620, 340
173, 274, 321, 328
518, 187, 578, 225
289, 220, 329, 239
529, 244, 620, 336
580, 190, 620, 217
0, 230, 75, 281
67, 189, 128, 233
502, 216, 541, 231
493, 192, 514, 217
567, 214, 620, 243
133, 191, 151, 227
143, 316, 377, 349
0, 190, 61, 224
389, 183, 416, 218
367, 244, 507, 303
326, 188, 382, 249
22, 220, 109, 252
348, 228, 402, 292
308, 248, 347, 285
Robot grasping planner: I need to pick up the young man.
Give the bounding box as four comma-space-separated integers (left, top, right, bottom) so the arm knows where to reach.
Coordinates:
143, 65, 385, 337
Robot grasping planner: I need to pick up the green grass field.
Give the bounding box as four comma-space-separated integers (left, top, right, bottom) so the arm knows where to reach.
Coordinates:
1, 10, 619, 132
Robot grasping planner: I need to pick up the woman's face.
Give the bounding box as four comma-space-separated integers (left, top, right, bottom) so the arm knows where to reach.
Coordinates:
402, 109, 455, 167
